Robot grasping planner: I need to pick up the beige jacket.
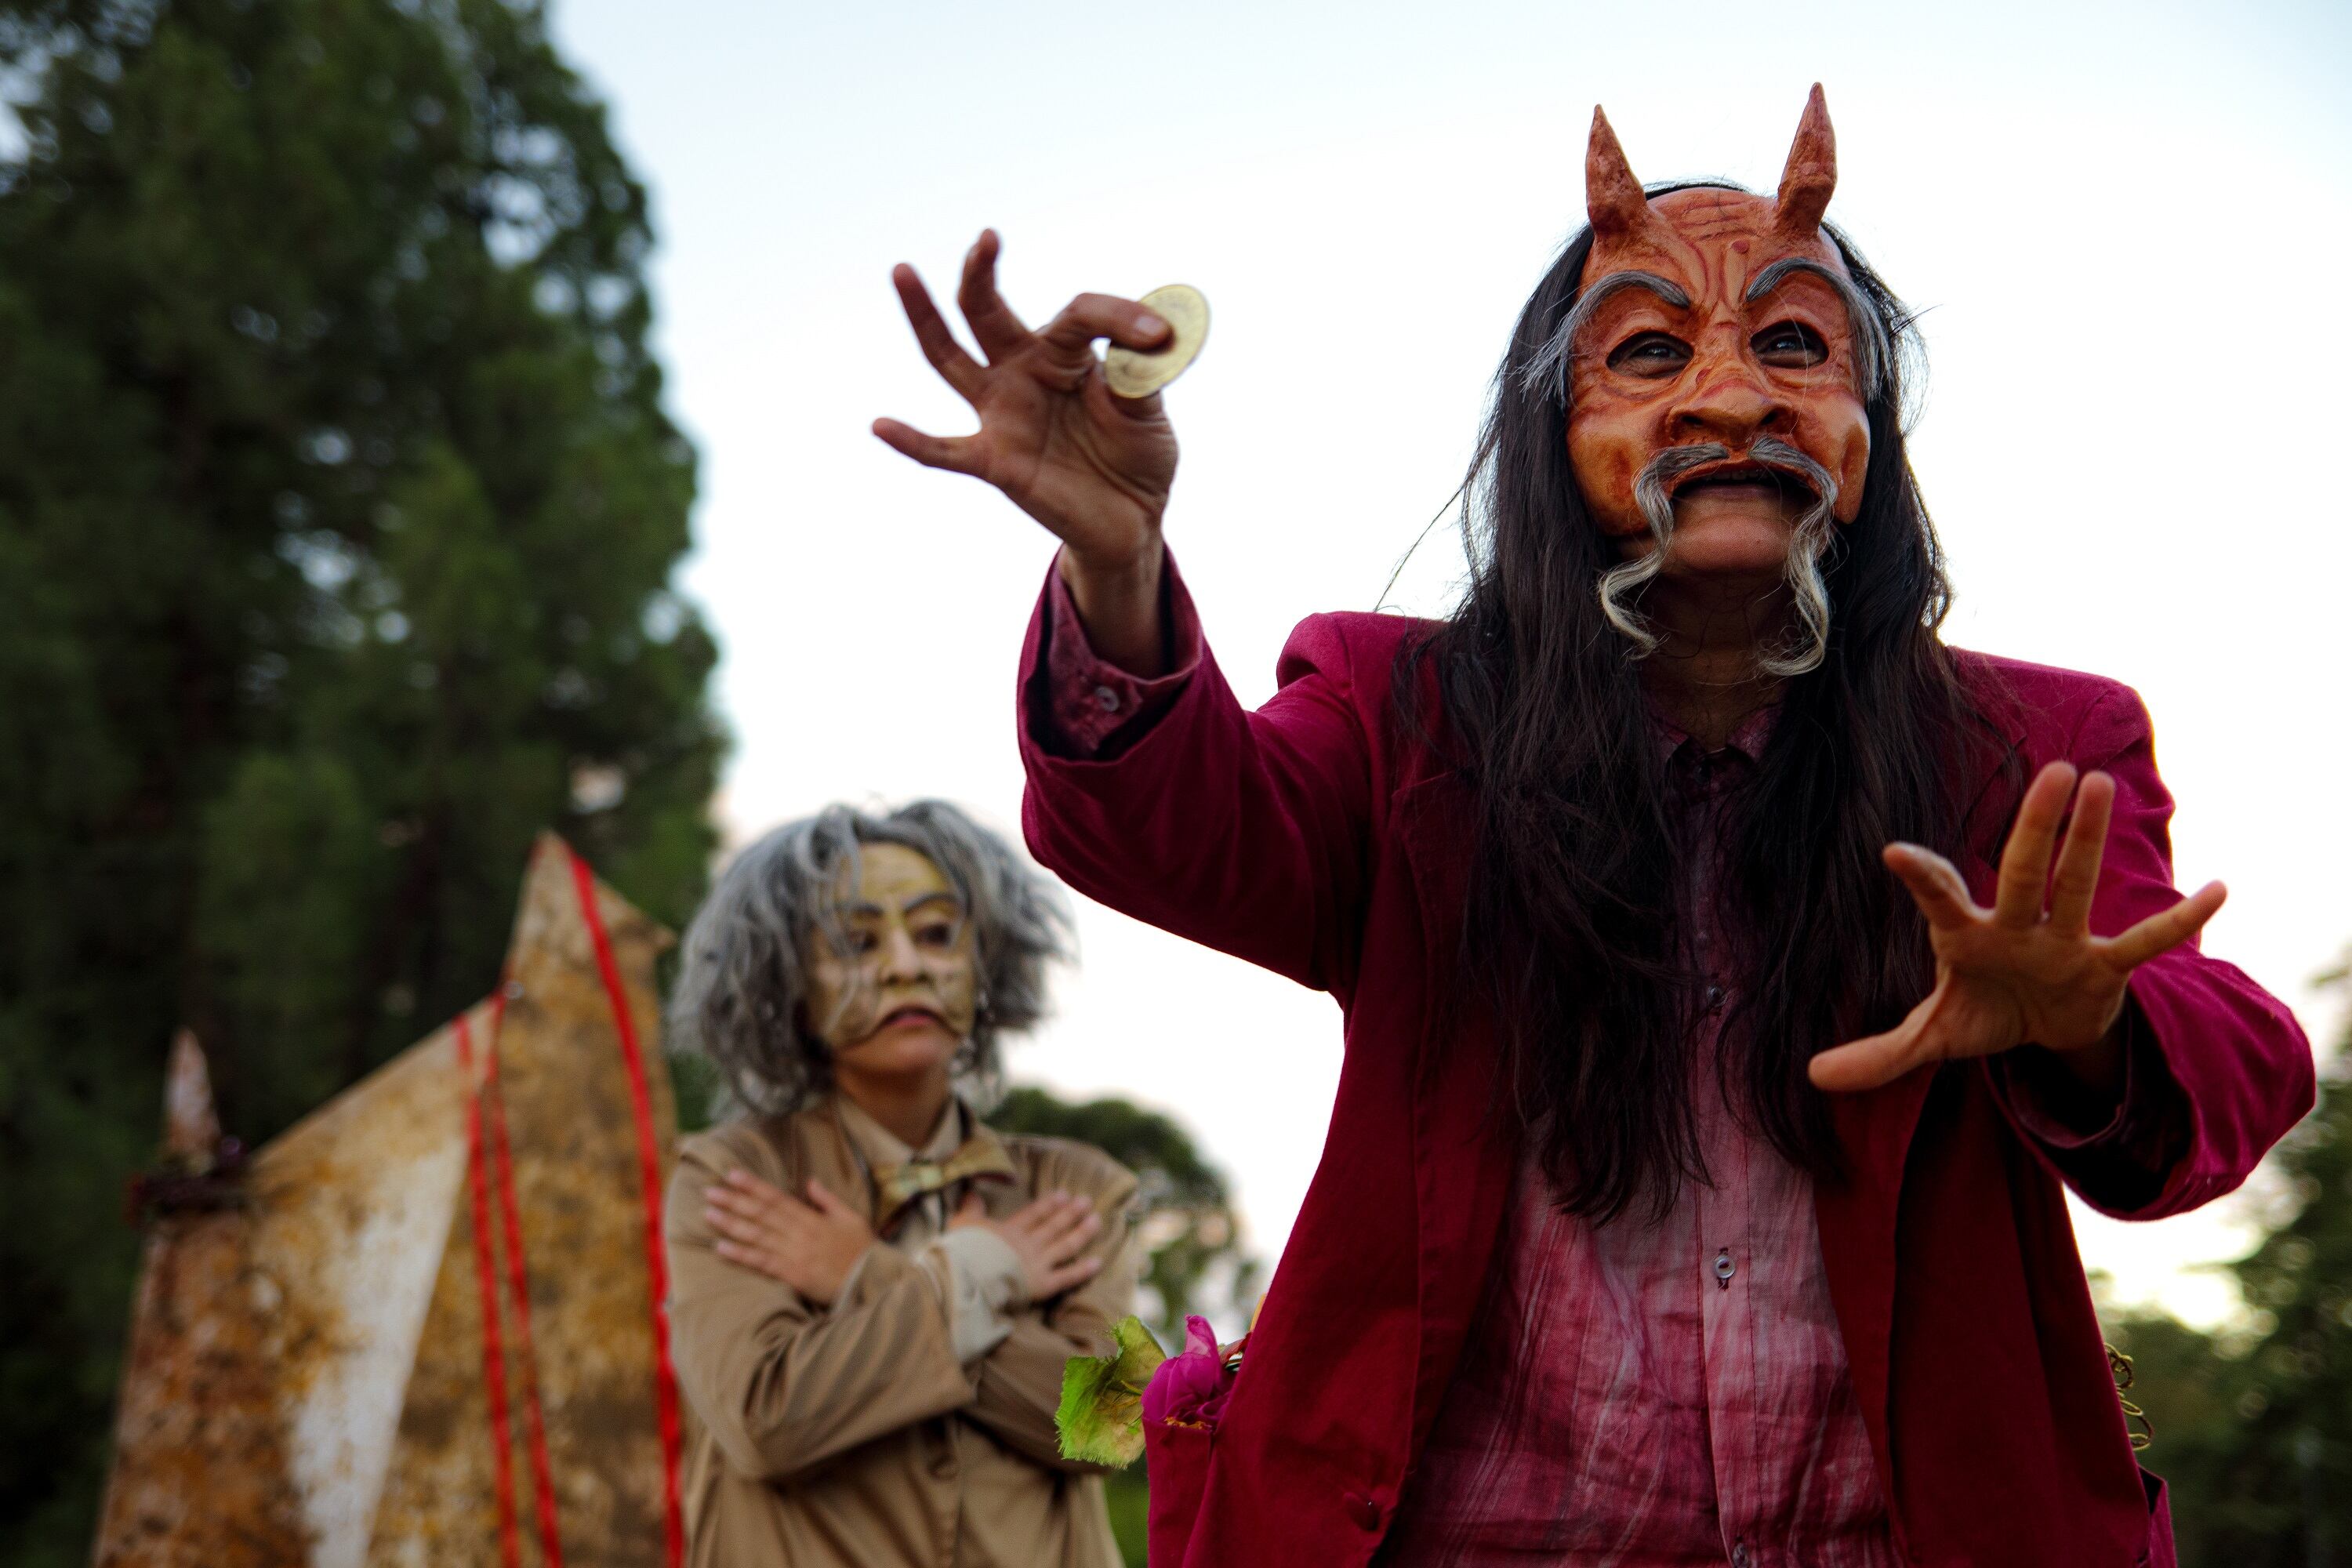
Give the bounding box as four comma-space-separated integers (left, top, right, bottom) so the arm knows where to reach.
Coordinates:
664, 1097, 1138, 1568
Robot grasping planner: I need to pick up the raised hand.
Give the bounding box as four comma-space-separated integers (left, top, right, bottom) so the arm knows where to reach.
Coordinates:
873, 230, 1178, 671
702, 1169, 877, 1306
1808, 761, 2226, 1095
950, 1188, 1105, 1303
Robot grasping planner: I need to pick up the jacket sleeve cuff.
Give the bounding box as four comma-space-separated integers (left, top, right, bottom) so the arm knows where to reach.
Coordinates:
1988, 994, 2193, 1211
1028, 550, 1203, 760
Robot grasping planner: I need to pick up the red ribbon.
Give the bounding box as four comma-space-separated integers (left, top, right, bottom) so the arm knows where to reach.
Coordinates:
454, 1012, 522, 1568
481, 989, 566, 1568
567, 845, 687, 1568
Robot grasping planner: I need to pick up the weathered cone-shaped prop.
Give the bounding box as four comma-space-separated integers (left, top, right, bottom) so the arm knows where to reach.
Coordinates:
93, 834, 688, 1568
95, 1033, 318, 1565
1584, 85, 1841, 241
162, 1028, 223, 1157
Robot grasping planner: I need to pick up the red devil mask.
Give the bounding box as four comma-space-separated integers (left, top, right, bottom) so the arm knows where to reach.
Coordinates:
1541, 87, 1885, 668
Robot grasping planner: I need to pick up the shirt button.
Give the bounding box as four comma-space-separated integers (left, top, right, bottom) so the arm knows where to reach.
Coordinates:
1344, 1491, 1381, 1531
1092, 684, 1121, 713
1714, 1248, 1737, 1289
1731, 1542, 1754, 1568
1704, 984, 1725, 1012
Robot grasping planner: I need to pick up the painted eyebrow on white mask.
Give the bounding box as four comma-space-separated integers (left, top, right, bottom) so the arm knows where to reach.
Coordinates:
1742, 256, 1889, 399
903, 893, 963, 918
1522, 269, 1692, 406
840, 892, 964, 920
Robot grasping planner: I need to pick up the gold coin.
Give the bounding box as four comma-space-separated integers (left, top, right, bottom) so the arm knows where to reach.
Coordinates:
1103, 284, 1210, 399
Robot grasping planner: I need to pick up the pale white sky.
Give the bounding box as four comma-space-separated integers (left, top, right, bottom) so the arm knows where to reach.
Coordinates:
551, 0, 2351, 1330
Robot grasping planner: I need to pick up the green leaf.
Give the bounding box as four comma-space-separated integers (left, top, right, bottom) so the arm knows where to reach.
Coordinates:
1056, 1315, 1167, 1466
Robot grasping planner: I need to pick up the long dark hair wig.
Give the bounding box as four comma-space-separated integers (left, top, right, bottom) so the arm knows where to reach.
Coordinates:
1403, 184, 2005, 1221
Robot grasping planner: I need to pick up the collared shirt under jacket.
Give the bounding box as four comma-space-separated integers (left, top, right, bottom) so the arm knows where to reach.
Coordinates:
1017, 553, 2313, 1568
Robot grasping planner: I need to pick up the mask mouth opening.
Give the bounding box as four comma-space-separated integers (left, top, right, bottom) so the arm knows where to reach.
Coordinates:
1668, 457, 1822, 503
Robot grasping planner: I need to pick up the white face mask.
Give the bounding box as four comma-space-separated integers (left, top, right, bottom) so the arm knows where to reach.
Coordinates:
803, 844, 978, 1080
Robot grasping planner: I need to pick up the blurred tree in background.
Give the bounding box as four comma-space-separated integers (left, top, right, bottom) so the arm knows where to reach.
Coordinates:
0, 1, 723, 1559
2106, 963, 2351, 1567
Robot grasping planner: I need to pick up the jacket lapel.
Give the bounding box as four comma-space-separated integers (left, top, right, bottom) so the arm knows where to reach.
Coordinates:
1393, 774, 1518, 1457
1816, 1063, 1941, 1491
1816, 717, 2020, 1540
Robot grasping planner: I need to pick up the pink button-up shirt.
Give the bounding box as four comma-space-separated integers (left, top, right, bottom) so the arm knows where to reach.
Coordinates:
1378, 716, 1892, 1568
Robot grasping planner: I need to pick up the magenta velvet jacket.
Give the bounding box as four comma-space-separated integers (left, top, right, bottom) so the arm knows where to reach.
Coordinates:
1015, 561, 2313, 1568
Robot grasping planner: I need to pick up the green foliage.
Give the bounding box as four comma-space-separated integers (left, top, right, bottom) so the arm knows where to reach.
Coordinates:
2107, 967, 2352, 1566
989, 1087, 1250, 1566
0, 2, 722, 1559
991, 1083, 1261, 1344
1056, 1314, 1167, 1468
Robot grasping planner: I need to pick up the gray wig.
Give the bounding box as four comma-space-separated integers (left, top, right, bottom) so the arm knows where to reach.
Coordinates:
667, 800, 1075, 1117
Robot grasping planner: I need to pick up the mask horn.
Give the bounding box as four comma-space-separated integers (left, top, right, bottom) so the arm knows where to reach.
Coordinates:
1774, 84, 1837, 238
1585, 107, 1652, 241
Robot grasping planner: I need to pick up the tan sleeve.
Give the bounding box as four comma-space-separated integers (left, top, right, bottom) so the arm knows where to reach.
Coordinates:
664, 1136, 976, 1483
961, 1162, 1142, 1474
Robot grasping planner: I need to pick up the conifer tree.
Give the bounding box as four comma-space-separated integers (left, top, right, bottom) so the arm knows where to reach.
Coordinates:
0, 2, 722, 1557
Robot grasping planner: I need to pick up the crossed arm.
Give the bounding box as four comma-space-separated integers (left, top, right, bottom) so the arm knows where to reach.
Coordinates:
664, 1143, 1138, 1483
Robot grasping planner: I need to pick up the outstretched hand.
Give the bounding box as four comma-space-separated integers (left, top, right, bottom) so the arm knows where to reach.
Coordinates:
873, 229, 1178, 579
1808, 761, 2225, 1094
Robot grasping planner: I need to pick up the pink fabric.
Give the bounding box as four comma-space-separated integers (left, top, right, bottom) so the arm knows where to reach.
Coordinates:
1018, 551, 2311, 1568
1379, 720, 1891, 1568
1144, 1316, 1236, 1428
1036, 564, 1200, 755
1388, 1149, 1888, 1568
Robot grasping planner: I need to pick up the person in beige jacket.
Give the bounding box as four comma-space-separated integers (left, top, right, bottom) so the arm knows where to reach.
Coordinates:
663, 800, 1138, 1568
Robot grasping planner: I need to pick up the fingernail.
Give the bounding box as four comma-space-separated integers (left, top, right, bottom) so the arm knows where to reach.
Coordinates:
1134, 313, 1165, 337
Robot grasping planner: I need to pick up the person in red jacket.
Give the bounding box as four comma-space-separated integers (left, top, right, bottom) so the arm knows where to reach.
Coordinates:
873, 87, 2313, 1568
